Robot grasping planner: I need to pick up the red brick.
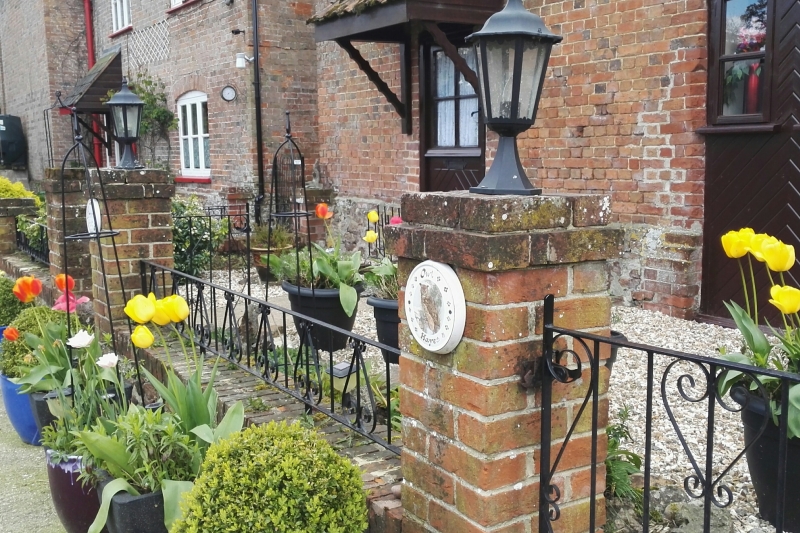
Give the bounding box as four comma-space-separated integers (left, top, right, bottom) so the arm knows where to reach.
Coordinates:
428, 434, 528, 491
464, 304, 530, 343
459, 267, 569, 305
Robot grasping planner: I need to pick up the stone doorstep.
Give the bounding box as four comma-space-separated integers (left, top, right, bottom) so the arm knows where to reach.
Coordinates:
116, 330, 404, 532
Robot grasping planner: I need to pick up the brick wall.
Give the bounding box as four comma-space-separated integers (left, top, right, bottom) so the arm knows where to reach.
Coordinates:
92, 0, 318, 207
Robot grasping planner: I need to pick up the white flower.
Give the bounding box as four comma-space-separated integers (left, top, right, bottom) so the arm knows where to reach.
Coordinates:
66, 329, 94, 349
97, 352, 119, 369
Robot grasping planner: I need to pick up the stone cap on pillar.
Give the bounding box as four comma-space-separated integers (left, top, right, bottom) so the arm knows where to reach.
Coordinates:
0, 197, 39, 218
385, 192, 623, 272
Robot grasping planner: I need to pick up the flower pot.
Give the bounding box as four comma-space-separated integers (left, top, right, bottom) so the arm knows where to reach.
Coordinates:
31, 382, 133, 434
282, 281, 363, 352
0, 373, 41, 445
99, 482, 167, 533
735, 388, 800, 531
251, 245, 292, 283
46, 449, 107, 533
607, 330, 627, 372
366, 296, 400, 365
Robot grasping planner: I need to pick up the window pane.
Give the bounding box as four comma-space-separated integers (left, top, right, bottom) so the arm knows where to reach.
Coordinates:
458, 47, 477, 97
437, 101, 455, 147
722, 57, 764, 115
459, 97, 479, 147
181, 105, 188, 136
203, 138, 210, 169
201, 101, 209, 135
182, 139, 189, 169
191, 103, 198, 136
724, 0, 767, 55
486, 37, 516, 119
435, 51, 454, 98
192, 138, 199, 168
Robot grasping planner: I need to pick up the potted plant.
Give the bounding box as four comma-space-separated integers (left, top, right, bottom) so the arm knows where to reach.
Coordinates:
717, 228, 800, 531
364, 257, 400, 364
269, 203, 364, 352
171, 420, 367, 533
249, 222, 294, 282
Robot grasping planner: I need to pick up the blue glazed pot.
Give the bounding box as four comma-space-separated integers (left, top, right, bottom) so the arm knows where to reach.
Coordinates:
0, 372, 42, 445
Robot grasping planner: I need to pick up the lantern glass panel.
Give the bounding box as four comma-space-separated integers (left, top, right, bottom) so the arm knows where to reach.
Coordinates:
112, 106, 126, 138
518, 40, 547, 120
125, 105, 141, 138
475, 43, 488, 117
486, 37, 516, 119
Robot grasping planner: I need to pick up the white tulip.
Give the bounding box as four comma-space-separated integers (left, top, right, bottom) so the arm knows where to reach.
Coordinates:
66, 329, 94, 349
97, 352, 119, 369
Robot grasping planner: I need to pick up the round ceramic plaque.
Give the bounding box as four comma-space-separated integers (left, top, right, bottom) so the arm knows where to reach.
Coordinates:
406, 260, 466, 354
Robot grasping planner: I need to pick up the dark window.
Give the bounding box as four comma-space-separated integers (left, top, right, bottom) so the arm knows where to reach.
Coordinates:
431, 47, 480, 149
709, 0, 770, 123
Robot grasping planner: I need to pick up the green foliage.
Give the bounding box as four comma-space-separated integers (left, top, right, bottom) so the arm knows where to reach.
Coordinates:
0, 275, 29, 326
605, 405, 642, 503
127, 72, 177, 169
171, 421, 367, 533
251, 222, 295, 249
15, 197, 47, 249
363, 257, 399, 300
0, 176, 42, 205
171, 196, 228, 276
0, 306, 80, 378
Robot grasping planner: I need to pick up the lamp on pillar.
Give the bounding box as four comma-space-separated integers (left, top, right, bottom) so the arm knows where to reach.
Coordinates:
106, 79, 144, 170
467, 0, 562, 196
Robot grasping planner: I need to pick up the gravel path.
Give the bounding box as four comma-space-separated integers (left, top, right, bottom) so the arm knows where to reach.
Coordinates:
0, 395, 64, 532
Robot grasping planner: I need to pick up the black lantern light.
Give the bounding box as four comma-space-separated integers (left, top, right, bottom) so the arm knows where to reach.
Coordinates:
106, 79, 144, 169
467, 0, 562, 195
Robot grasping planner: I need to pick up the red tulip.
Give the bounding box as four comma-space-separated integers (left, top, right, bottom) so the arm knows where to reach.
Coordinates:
389, 216, 403, 226
315, 203, 333, 220
55, 273, 75, 293
3, 327, 19, 342
13, 276, 42, 304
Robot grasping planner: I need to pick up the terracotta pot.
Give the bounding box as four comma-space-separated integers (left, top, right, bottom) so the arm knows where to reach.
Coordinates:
46, 449, 106, 533
251, 245, 292, 282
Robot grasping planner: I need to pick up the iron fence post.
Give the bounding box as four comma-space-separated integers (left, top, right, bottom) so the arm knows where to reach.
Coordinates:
539, 294, 555, 533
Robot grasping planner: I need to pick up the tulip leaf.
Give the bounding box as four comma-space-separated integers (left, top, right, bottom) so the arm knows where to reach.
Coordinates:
141, 367, 178, 414
314, 257, 339, 285
788, 384, 800, 439
190, 424, 215, 445
162, 480, 194, 530
185, 377, 209, 430
717, 352, 750, 396
339, 283, 358, 317
213, 401, 244, 442
89, 478, 140, 533
723, 300, 771, 364
78, 431, 135, 480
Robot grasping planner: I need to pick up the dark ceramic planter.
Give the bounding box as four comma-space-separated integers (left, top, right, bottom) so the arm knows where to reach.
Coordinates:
0, 373, 41, 445
734, 388, 800, 532
46, 449, 107, 533
31, 382, 134, 434
282, 281, 363, 352
99, 482, 167, 533
366, 297, 400, 365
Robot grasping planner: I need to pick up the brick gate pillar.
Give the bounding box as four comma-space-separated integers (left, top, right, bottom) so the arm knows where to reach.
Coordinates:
0, 198, 38, 255
88, 169, 174, 333
43, 168, 92, 297
386, 191, 623, 533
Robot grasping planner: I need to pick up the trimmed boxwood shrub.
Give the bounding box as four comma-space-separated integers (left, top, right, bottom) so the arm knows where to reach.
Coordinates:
0, 275, 29, 326
0, 306, 81, 378
171, 421, 367, 533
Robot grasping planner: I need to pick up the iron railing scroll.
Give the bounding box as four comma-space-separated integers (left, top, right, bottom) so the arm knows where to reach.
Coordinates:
538, 294, 798, 533
141, 259, 401, 455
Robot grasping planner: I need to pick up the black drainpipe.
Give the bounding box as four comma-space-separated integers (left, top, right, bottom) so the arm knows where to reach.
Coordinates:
252, 0, 265, 225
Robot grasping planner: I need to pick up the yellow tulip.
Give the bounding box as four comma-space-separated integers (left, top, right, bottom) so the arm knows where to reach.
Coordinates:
163, 294, 190, 323
769, 285, 800, 315
748, 233, 773, 262
721, 231, 747, 259
761, 239, 795, 272
124, 294, 155, 324
363, 230, 378, 244
131, 325, 155, 349
367, 210, 379, 224
148, 293, 172, 327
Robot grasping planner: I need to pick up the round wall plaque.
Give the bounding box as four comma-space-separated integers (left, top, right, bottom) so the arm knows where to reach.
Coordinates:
221, 85, 237, 102
406, 260, 466, 354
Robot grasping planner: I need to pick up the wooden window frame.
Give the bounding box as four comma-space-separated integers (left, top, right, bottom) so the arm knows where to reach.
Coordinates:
707, 0, 774, 126
177, 91, 211, 178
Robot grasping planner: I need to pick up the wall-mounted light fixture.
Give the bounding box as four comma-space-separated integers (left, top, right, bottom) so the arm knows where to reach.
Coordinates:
235, 52, 254, 69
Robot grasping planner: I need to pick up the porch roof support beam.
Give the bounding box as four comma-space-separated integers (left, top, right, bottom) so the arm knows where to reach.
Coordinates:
423, 21, 480, 95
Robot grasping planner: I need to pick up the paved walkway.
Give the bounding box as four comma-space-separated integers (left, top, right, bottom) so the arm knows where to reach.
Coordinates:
0, 395, 64, 533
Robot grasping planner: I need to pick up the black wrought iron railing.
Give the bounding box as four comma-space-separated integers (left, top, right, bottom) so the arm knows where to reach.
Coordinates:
539, 294, 800, 533
15, 217, 50, 265
140, 260, 401, 455
364, 205, 401, 259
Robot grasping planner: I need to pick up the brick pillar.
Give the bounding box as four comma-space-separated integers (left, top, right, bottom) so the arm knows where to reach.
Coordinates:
43, 168, 92, 297
0, 198, 38, 254
386, 191, 623, 533
88, 169, 174, 333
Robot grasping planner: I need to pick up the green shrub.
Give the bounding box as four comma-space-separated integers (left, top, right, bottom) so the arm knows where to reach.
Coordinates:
0, 275, 29, 326
171, 196, 227, 276
171, 421, 367, 533
0, 306, 81, 378
0, 176, 41, 205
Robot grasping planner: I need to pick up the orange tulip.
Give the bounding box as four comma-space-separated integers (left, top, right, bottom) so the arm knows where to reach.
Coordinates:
315, 203, 333, 220
13, 276, 42, 304
3, 326, 19, 341
55, 273, 75, 293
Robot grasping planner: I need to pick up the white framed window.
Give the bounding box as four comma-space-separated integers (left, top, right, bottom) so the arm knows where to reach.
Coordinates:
177, 91, 211, 177
111, 0, 131, 33
170, 0, 184, 7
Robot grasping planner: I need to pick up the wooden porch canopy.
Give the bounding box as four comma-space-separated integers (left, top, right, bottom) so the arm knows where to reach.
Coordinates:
62, 46, 122, 114
310, 0, 503, 133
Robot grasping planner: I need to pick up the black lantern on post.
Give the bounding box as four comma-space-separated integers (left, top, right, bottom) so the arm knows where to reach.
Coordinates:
467, 0, 562, 195
106, 79, 144, 169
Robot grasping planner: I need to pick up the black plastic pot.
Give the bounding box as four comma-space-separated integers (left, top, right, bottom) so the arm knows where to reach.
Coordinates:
31, 382, 133, 434
366, 296, 400, 365
607, 330, 628, 371
734, 387, 800, 531
46, 449, 106, 533
99, 482, 167, 533
282, 281, 363, 352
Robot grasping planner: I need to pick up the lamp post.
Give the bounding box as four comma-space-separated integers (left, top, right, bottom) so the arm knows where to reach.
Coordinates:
467, 0, 562, 195
106, 79, 144, 169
